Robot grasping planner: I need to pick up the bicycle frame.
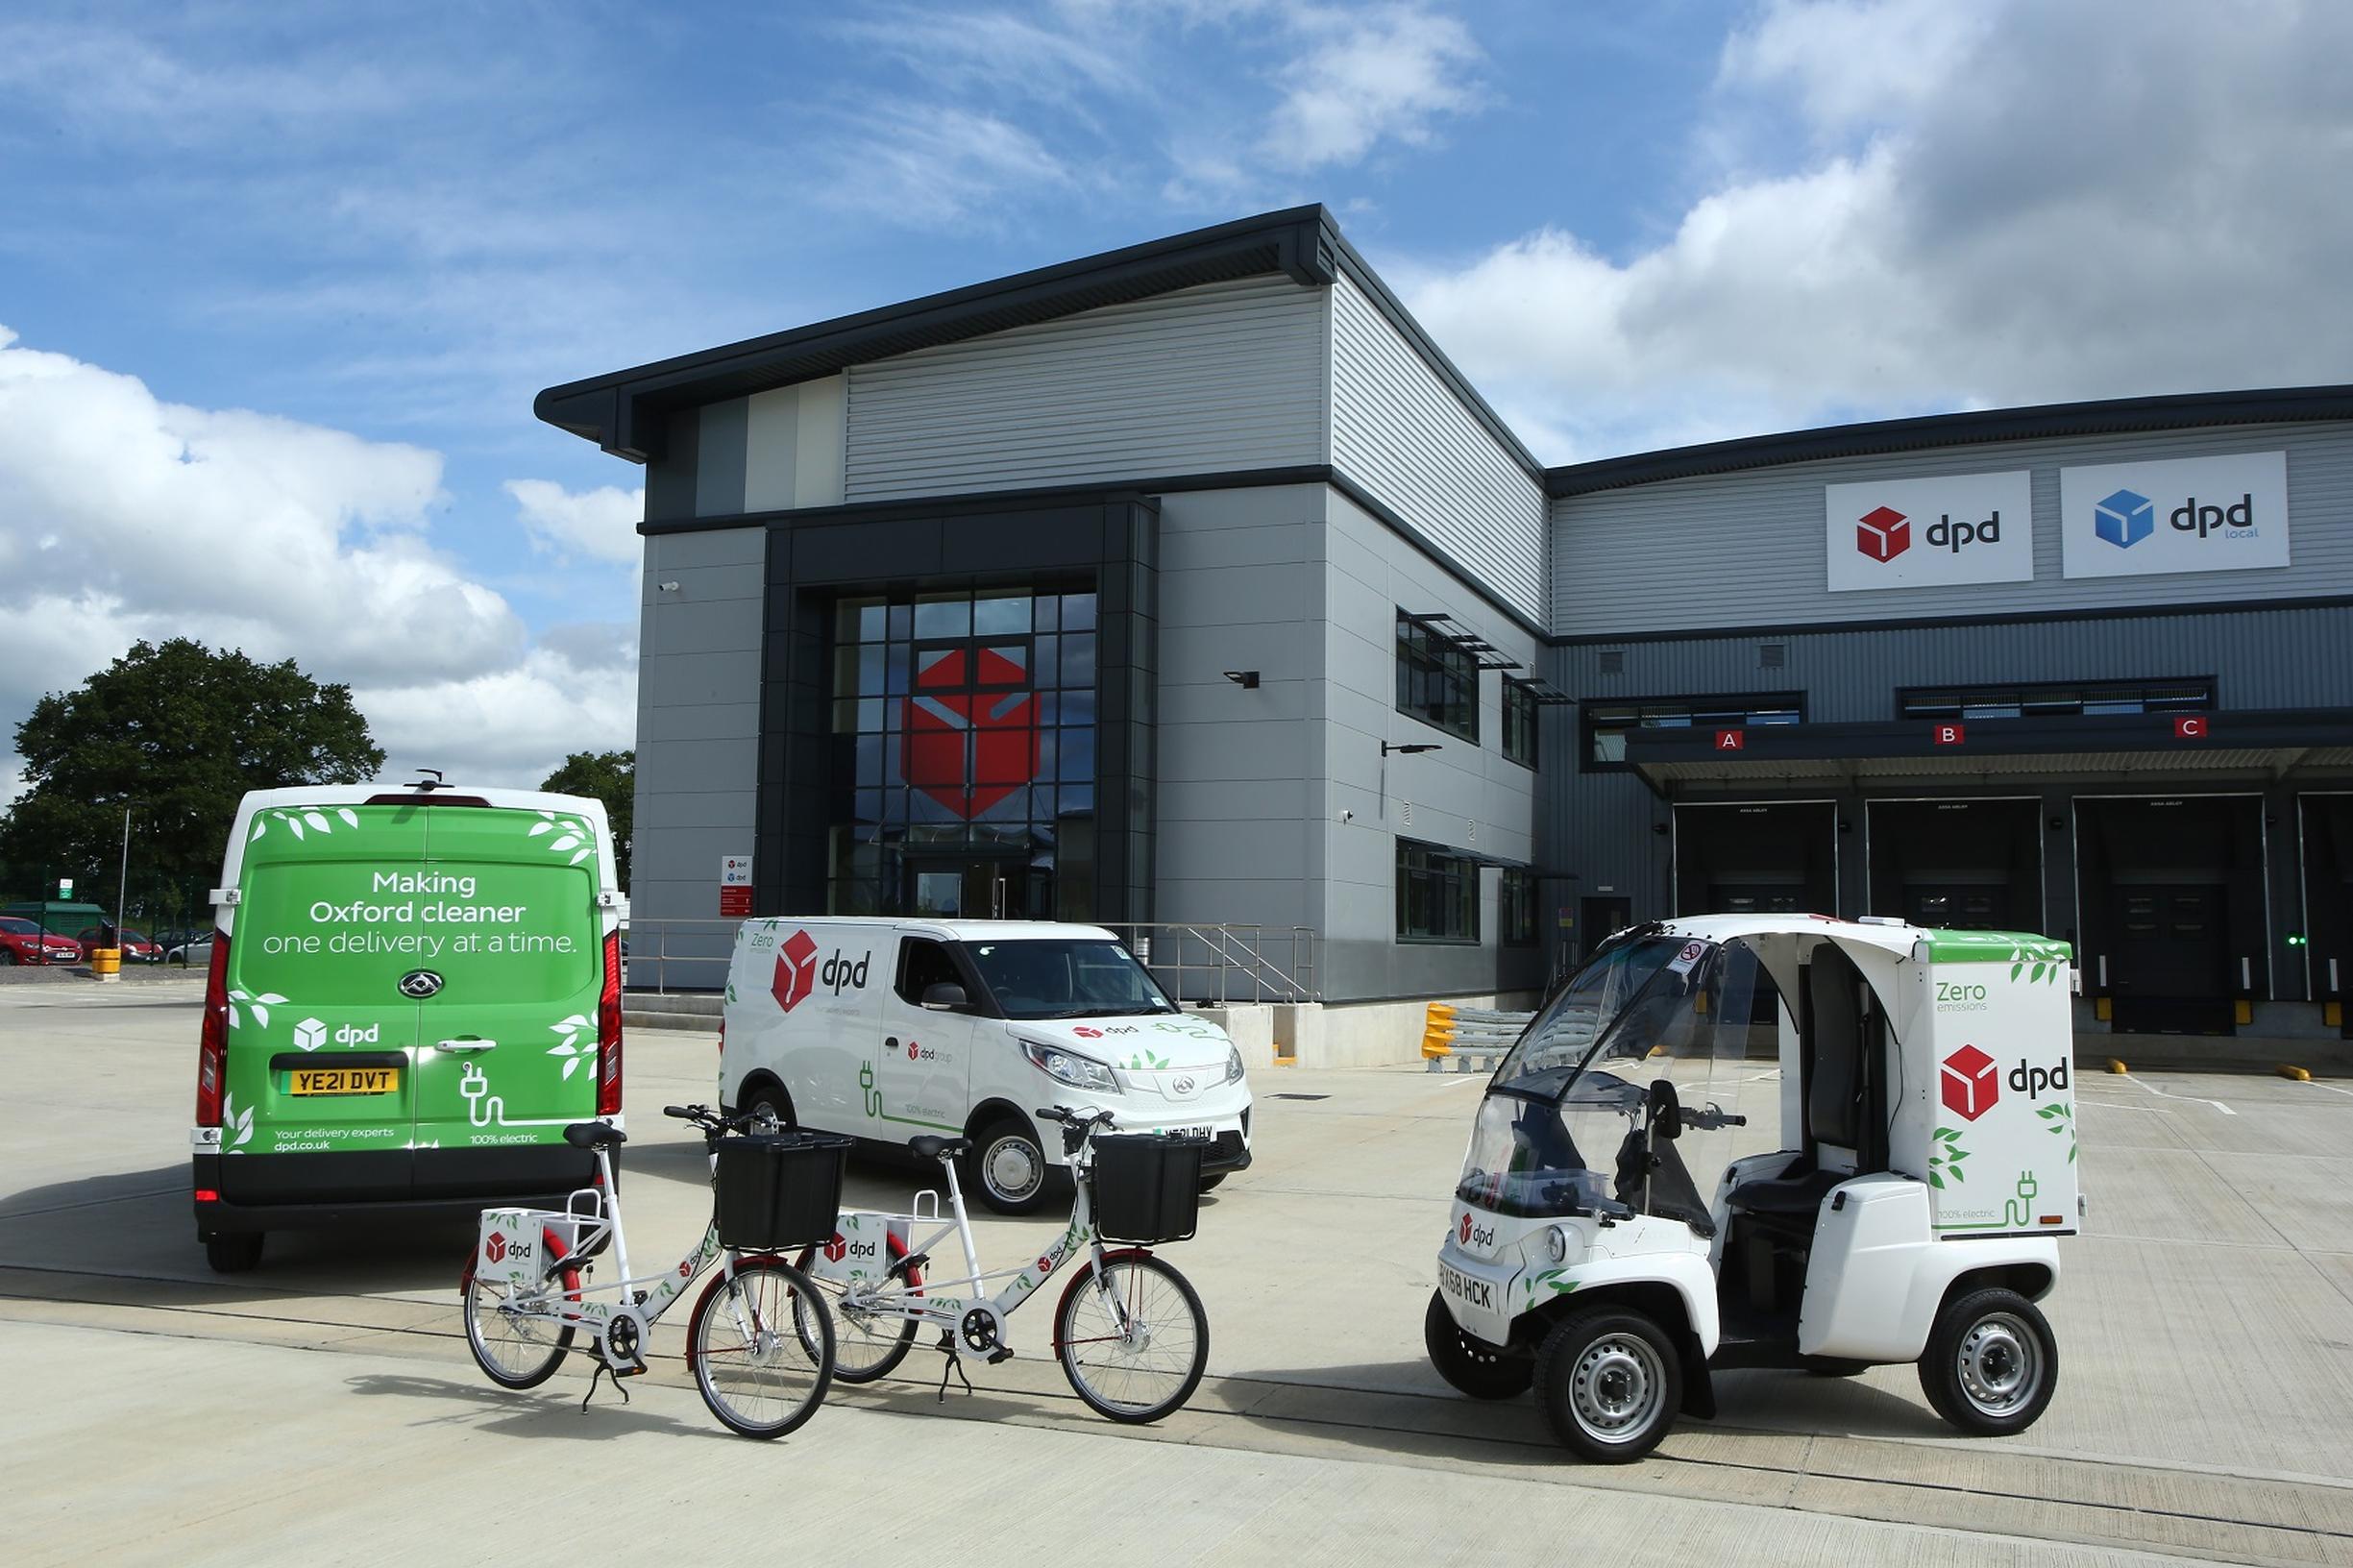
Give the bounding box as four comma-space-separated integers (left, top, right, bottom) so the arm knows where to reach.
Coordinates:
836, 1147, 1112, 1348
489, 1143, 755, 1360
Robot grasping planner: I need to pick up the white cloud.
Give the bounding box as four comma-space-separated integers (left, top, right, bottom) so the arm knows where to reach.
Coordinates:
1390, 0, 2353, 463
1260, 4, 1483, 171
506, 478, 644, 566
812, 102, 1082, 229
0, 329, 634, 792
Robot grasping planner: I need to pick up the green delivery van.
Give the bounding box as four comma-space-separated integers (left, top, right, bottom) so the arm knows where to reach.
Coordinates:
190, 778, 628, 1272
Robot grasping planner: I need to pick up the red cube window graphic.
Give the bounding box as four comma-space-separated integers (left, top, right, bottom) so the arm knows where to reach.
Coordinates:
1857, 505, 1911, 562
772, 928, 819, 1013
1940, 1044, 1999, 1121
903, 647, 1040, 820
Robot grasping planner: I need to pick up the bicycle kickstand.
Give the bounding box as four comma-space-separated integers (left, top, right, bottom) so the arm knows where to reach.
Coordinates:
934, 1333, 974, 1404
582, 1360, 631, 1411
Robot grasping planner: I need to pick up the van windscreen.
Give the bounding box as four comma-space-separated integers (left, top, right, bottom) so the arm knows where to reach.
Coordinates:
960, 940, 1177, 1021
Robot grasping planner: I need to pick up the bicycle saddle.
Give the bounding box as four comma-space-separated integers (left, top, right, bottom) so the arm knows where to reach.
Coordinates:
563, 1122, 628, 1149
908, 1135, 970, 1161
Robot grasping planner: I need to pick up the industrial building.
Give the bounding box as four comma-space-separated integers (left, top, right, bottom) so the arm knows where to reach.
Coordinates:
537, 206, 2351, 1049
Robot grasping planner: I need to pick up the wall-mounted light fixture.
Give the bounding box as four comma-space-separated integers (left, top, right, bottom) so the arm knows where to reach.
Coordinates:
1381, 742, 1441, 756
1223, 670, 1260, 689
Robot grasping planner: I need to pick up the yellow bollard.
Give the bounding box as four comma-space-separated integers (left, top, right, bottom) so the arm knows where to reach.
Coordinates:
91, 945, 122, 982
2275, 1065, 2312, 1082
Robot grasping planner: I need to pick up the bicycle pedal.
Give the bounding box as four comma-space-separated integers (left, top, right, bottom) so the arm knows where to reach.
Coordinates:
984, 1347, 1013, 1366
613, 1362, 647, 1378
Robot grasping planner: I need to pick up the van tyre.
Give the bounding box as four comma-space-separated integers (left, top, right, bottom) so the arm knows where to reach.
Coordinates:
968, 1115, 1053, 1215
743, 1084, 796, 1134
205, 1232, 263, 1273
1917, 1286, 2058, 1436
1424, 1288, 1532, 1399
1534, 1307, 1681, 1462
1800, 1356, 1871, 1378
1196, 1173, 1228, 1193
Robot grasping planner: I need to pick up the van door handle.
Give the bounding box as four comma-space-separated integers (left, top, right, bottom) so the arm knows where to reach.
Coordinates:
2331, 958, 2341, 992
2096, 955, 2107, 988
435, 1040, 497, 1053
2241, 957, 2253, 990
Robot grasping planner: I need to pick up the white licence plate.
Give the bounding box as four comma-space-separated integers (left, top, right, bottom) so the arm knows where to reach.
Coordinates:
1437, 1259, 1497, 1313
1164, 1124, 1213, 1140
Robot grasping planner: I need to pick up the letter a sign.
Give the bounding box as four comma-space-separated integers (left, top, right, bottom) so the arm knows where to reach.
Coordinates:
1714, 730, 1745, 751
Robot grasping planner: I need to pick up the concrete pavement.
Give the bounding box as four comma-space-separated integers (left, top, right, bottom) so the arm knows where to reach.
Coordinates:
3, 980, 2351, 1564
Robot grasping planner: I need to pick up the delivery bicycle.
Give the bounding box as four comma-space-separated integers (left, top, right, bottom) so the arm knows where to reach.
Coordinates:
459, 1105, 846, 1438
796, 1105, 1211, 1423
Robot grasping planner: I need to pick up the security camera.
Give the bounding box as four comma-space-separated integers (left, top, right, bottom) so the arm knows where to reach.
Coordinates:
1340, 808, 1355, 822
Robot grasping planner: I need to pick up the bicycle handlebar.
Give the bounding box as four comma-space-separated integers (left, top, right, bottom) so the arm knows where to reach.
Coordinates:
662, 1103, 761, 1136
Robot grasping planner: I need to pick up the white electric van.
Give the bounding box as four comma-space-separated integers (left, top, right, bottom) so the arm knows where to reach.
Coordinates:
719, 918, 1253, 1213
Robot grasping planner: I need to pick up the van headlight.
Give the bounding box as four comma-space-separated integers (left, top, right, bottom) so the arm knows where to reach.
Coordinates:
1545, 1225, 1570, 1263
1021, 1039, 1119, 1092
1224, 1044, 1245, 1085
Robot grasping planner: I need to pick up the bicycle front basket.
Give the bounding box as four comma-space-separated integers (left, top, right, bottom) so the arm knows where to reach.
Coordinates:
1090, 1132, 1210, 1245
714, 1132, 852, 1251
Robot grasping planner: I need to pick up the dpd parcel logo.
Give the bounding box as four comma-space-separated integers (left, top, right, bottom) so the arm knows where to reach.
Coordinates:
1856, 505, 1910, 562
771, 929, 819, 1013
1940, 1044, 1998, 1121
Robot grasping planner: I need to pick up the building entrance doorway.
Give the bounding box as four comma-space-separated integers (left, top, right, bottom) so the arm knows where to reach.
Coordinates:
904, 855, 1048, 919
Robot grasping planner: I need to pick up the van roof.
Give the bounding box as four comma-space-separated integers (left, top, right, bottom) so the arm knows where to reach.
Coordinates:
752, 917, 1121, 944
230, 783, 603, 815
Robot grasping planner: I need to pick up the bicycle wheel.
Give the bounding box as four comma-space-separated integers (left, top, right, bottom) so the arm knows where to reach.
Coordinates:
792, 1251, 921, 1384
690, 1257, 835, 1439
1054, 1251, 1209, 1424
461, 1258, 578, 1390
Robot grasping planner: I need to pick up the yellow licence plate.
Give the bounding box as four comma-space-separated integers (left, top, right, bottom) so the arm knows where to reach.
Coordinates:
289, 1066, 401, 1096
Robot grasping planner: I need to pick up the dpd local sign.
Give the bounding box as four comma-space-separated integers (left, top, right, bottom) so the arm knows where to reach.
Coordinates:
720, 853, 753, 918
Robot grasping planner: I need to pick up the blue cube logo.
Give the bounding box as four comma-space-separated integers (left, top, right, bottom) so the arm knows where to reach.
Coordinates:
2095, 488, 2154, 548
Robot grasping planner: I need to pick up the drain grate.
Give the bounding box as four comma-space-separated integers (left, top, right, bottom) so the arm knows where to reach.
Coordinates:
1270, 1092, 1331, 1101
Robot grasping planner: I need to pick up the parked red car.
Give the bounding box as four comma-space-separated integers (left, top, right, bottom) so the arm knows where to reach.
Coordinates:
0, 917, 82, 966
73, 926, 163, 962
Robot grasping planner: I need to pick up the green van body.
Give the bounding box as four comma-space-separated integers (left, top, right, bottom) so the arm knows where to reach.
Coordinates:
190, 783, 627, 1257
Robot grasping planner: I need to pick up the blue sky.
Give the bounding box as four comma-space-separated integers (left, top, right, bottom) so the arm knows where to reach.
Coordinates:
3, 1, 2348, 794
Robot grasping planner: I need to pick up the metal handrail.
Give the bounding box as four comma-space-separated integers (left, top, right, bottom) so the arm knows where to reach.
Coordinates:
620, 917, 741, 995
1098, 922, 1319, 1005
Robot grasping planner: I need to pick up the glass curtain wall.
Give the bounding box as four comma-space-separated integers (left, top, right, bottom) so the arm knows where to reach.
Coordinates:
828, 586, 1098, 919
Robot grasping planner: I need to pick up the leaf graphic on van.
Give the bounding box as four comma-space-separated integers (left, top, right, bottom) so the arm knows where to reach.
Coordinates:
551, 834, 581, 853
337, 809, 358, 828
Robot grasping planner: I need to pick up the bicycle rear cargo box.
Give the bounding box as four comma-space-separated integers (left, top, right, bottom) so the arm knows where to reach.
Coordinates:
1091, 1132, 1210, 1244
714, 1132, 852, 1251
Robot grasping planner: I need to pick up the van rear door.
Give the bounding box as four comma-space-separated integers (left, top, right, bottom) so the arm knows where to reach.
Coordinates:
220, 803, 426, 1201
409, 803, 606, 1194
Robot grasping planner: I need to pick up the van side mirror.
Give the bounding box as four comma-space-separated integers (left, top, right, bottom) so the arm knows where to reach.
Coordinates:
920, 983, 968, 1012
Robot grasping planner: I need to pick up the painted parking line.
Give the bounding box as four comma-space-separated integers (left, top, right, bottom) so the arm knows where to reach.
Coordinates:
2117, 1072, 2235, 1115
2297, 1079, 2353, 1099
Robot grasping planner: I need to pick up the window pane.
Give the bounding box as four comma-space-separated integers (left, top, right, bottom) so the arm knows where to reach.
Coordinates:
1062, 593, 1096, 631
974, 593, 1029, 635
914, 593, 970, 639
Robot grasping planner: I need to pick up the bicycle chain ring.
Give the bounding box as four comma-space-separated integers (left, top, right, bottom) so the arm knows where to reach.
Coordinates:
959, 1305, 1006, 1355
603, 1308, 649, 1372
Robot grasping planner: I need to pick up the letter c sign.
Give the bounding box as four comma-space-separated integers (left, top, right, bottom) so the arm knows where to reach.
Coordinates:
2174, 715, 2208, 740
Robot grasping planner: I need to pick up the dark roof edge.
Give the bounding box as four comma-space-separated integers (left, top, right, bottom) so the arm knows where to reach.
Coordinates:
1546, 385, 2353, 499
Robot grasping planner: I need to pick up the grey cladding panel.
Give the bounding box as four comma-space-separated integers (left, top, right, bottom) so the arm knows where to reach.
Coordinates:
1330, 278, 1547, 624
1559, 602, 2353, 722
843, 277, 1324, 501
1553, 421, 2353, 636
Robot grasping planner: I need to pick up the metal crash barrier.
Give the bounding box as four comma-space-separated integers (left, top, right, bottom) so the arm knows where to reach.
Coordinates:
1422, 1004, 1533, 1072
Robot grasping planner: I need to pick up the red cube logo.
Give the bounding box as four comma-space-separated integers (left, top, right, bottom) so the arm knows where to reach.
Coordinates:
772, 928, 819, 1013
1857, 505, 1911, 562
1940, 1044, 1998, 1121
485, 1231, 507, 1264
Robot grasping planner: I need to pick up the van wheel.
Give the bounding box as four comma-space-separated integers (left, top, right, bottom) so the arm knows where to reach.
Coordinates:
206, 1233, 263, 1273
1424, 1289, 1532, 1399
1917, 1286, 2058, 1435
1801, 1356, 1871, 1378
1534, 1307, 1681, 1462
743, 1085, 796, 1134
1197, 1174, 1228, 1194
968, 1116, 1053, 1214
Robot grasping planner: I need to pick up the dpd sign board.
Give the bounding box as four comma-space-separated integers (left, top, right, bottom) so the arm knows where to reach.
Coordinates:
1825, 472, 2034, 592
2059, 451, 2290, 578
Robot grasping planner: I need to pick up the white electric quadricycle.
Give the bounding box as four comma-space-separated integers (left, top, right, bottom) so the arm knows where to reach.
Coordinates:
1429, 916, 2079, 1461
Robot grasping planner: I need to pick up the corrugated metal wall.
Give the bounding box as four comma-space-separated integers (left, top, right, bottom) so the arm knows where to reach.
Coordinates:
1556, 602, 2353, 722
841, 276, 1324, 501
1553, 420, 2353, 636
1329, 277, 1548, 625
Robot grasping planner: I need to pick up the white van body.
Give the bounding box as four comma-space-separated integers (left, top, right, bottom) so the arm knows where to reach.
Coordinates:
719, 918, 1252, 1213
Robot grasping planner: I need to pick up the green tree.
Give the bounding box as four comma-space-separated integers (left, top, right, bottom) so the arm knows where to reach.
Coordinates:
0, 640, 384, 923
541, 749, 633, 886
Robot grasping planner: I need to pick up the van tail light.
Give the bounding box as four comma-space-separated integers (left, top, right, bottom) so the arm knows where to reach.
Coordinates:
196, 931, 233, 1125
597, 928, 624, 1116
718, 1017, 725, 1061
